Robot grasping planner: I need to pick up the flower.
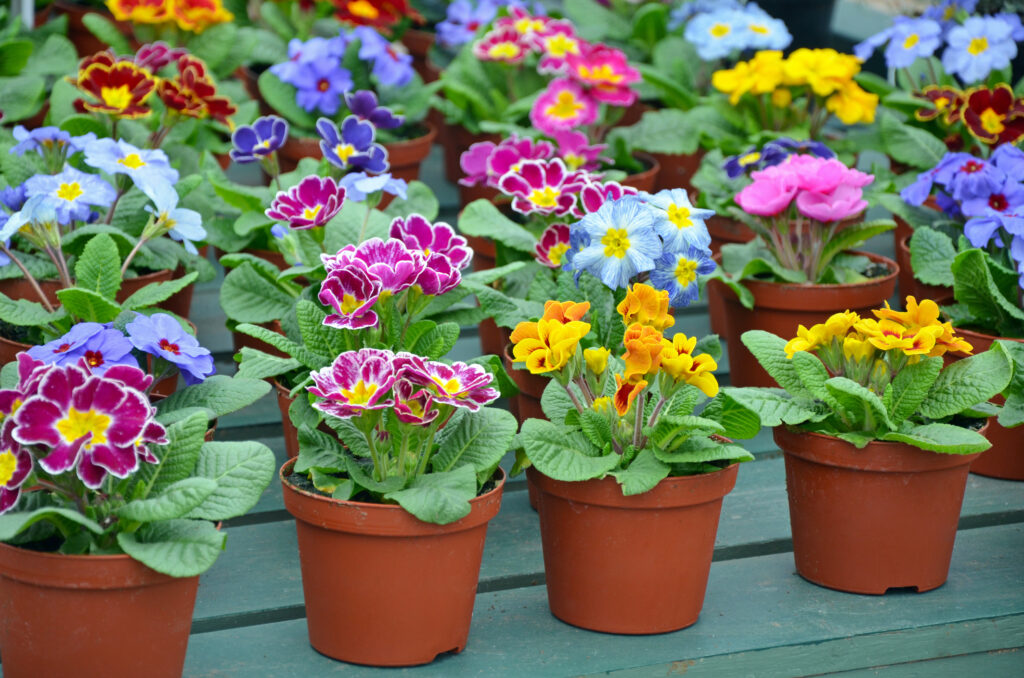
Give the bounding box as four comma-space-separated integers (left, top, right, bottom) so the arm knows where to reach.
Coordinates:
392, 378, 438, 425
660, 333, 719, 397
338, 172, 407, 201
11, 126, 95, 157
712, 50, 785, 105
437, 0, 499, 49
0, 195, 59, 242
739, 7, 791, 51
140, 180, 206, 254
394, 354, 498, 411
854, 16, 942, 69
613, 374, 647, 416
552, 131, 606, 172
474, 27, 530, 63
642, 188, 714, 253
27, 323, 138, 374
825, 80, 879, 125
684, 10, 746, 60
460, 135, 555, 188
390, 214, 472, 270
317, 117, 389, 174
622, 322, 666, 382
796, 183, 869, 222
230, 116, 289, 164
352, 26, 414, 87
534, 223, 571, 268
126, 313, 215, 385
496, 5, 550, 37
169, 0, 234, 32
290, 59, 352, 116
308, 348, 396, 419
854, 317, 945, 356
266, 175, 347, 230
784, 324, 828, 358
413, 252, 461, 296
734, 170, 797, 216
157, 55, 236, 124
649, 246, 716, 308
616, 283, 673, 332
535, 20, 585, 74
961, 85, 1024, 146
319, 259, 383, 329
530, 79, 598, 135
540, 300, 591, 324
941, 16, 1017, 84
345, 90, 403, 129
271, 36, 347, 85
584, 347, 610, 376
565, 44, 639, 106
106, 0, 170, 25
498, 159, 586, 217
571, 196, 662, 290
83, 138, 179, 192
133, 41, 186, 71
24, 167, 116, 225
71, 52, 157, 118
333, 0, 419, 32
510, 314, 591, 374
573, 179, 638, 218
914, 85, 965, 126
783, 48, 861, 98
0, 421, 32, 514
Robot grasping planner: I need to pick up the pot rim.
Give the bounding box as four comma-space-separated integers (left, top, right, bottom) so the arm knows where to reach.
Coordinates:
951, 325, 1024, 350
383, 120, 438, 152
0, 541, 192, 589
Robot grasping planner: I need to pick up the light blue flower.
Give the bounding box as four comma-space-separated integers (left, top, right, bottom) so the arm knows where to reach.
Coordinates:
649, 246, 716, 308
23, 167, 116, 225
350, 26, 414, 88
669, 0, 743, 31
641, 188, 714, 254
941, 15, 1017, 84
922, 0, 978, 27
684, 10, 747, 61
571, 197, 662, 290
10, 126, 96, 157
854, 17, 942, 69
141, 181, 206, 255
737, 5, 791, 51
0, 194, 59, 242
83, 138, 179, 193
338, 172, 408, 202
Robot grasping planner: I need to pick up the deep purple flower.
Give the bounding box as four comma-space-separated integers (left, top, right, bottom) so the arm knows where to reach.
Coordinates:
125, 313, 215, 385
292, 60, 352, 115
319, 258, 383, 330
231, 116, 290, 164
266, 175, 346, 229
338, 172, 408, 202
351, 26, 414, 88
134, 41, 186, 71
437, 0, 499, 49
317, 116, 388, 174
345, 90, 403, 130
393, 353, 498, 412
27, 323, 138, 374
724, 138, 834, 179
389, 214, 473, 270
308, 348, 397, 419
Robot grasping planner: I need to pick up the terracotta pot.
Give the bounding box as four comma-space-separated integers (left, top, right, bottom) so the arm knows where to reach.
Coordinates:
457, 181, 502, 210
443, 125, 501, 184
951, 328, 1024, 481
895, 231, 954, 305
281, 458, 505, 666
0, 543, 198, 677
461, 234, 506, 357
401, 29, 440, 83
54, 1, 134, 57
617, 100, 652, 128
774, 426, 982, 594
708, 215, 755, 256
530, 464, 738, 633
463, 229, 498, 272
0, 268, 176, 311
238, 65, 273, 116
650, 148, 705, 196
502, 344, 546, 423
710, 250, 899, 387
619, 152, 660, 193
275, 380, 300, 459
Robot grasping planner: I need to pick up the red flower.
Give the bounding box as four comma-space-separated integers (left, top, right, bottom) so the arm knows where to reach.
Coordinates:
70, 51, 157, 119
914, 85, 964, 126
331, 0, 421, 32
157, 55, 236, 124
960, 84, 1024, 146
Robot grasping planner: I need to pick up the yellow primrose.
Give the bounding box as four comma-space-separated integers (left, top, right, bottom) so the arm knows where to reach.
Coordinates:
584, 347, 611, 376
592, 396, 613, 416
616, 283, 673, 331
842, 335, 874, 363
541, 300, 591, 323
873, 297, 941, 329
660, 334, 719, 398
825, 80, 878, 125
783, 48, 860, 97
622, 323, 666, 383
929, 321, 974, 358
771, 88, 792, 108
711, 50, 784, 105
784, 323, 828, 358
855, 318, 945, 356
823, 310, 861, 339
510, 318, 591, 374
613, 374, 647, 416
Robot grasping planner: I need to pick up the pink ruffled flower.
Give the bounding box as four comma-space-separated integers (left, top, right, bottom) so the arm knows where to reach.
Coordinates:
534, 223, 571, 268
571, 178, 638, 218
308, 348, 396, 420
498, 158, 587, 217
530, 79, 598, 135
266, 175, 346, 230
460, 135, 556, 188
795, 184, 869, 222
552, 130, 607, 172
458, 140, 497, 187
394, 354, 499, 412
473, 27, 530, 64
534, 20, 586, 74
565, 44, 640, 107
414, 252, 461, 296
391, 377, 438, 426
768, 155, 873, 194
390, 214, 473, 270
326, 239, 425, 295
495, 6, 550, 38
735, 173, 799, 216
0, 420, 32, 514
319, 259, 383, 330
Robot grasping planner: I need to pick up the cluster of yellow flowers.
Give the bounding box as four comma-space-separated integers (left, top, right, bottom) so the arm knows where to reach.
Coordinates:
712, 48, 878, 125
107, 0, 233, 34
509, 300, 592, 375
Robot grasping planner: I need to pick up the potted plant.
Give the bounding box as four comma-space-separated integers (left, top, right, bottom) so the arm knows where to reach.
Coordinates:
511, 282, 755, 634
726, 298, 1011, 594
0, 328, 274, 676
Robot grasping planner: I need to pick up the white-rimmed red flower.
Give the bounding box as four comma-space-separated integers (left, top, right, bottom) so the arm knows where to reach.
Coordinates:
535, 223, 572, 268
319, 258, 383, 330
266, 175, 346, 229
395, 354, 499, 412
390, 214, 473, 270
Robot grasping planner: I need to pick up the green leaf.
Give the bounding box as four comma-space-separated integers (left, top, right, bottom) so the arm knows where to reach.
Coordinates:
790, 350, 839, 408
0, 507, 103, 541
383, 465, 477, 525
141, 412, 209, 494
410, 321, 459, 359
739, 331, 815, 399
563, 0, 630, 41
236, 348, 301, 380
0, 293, 62, 326
295, 426, 346, 473
579, 408, 614, 450
700, 392, 762, 439
457, 200, 536, 253
432, 407, 517, 484
909, 227, 957, 287
653, 435, 753, 465
609, 107, 699, 154
117, 519, 226, 577
55, 288, 122, 323
0, 75, 45, 122
23, 35, 78, 77
74, 234, 122, 300
520, 418, 619, 481
880, 111, 948, 169
540, 379, 580, 426
157, 375, 271, 420
257, 70, 317, 130
120, 273, 199, 310
609, 448, 670, 496
825, 376, 893, 431
58, 115, 109, 140
722, 387, 823, 427
186, 441, 277, 521
881, 423, 991, 455
887, 356, 943, 423
819, 220, 895, 273
81, 13, 133, 55
381, 181, 439, 221
920, 343, 1012, 419
117, 478, 217, 522
220, 263, 297, 323
0, 39, 34, 77
235, 322, 328, 369
951, 248, 1024, 332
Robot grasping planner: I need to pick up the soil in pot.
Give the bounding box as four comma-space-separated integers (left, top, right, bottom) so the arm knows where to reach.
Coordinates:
281, 458, 505, 666
774, 426, 981, 594
530, 464, 738, 634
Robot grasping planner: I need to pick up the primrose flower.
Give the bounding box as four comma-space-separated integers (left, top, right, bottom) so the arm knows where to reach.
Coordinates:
712, 50, 785, 105
352, 26, 414, 87
308, 348, 397, 420
660, 333, 719, 398
266, 175, 347, 230
133, 41, 186, 71
535, 223, 571, 269
125, 312, 215, 385
622, 323, 666, 383
740, 7, 791, 51
573, 179, 638, 218
318, 117, 389, 174
530, 79, 598, 135
571, 197, 662, 290
291, 59, 353, 115
141, 180, 206, 254
510, 315, 591, 375
535, 20, 585, 73
853, 318, 945, 357
552, 130, 606, 172
0, 422, 32, 513
496, 5, 550, 37
684, 10, 746, 60
392, 378, 438, 425
413, 252, 461, 296
11, 126, 96, 158
914, 85, 965, 126
616, 283, 673, 332
474, 27, 530, 63
613, 374, 647, 416
157, 55, 235, 123
784, 324, 828, 358
498, 158, 586, 217
338, 172, 407, 202
395, 354, 499, 412
169, 0, 234, 32
319, 259, 383, 330
649, 246, 715, 309
438, 0, 499, 49
854, 17, 942, 69
461, 135, 555, 188
584, 347, 610, 376
83, 138, 179, 192
24, 167, 116, 225
825, 80, 879, 126
0, 195, 59, 242
942, 16, 1017, 84
334, 0, 420, 32
642, 188, 714, 253
565, 44, 639, 106
345, 90, 403, 129
389, 214, 472, 270
271, 35, 346, 85
71, 52, 157, 118
961, 85, 1024, 147
27, 323, 138, 374
230, 116, 289, 164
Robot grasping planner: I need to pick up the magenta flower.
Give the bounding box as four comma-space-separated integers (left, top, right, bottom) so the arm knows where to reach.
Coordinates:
473, 27, 530, 64
498, 158, 587, 217
353, 238, 425, 294
572, 178, 638, 218
459, 135, 555, 188
553, 130, 606, 172
395, 354, 499, 412
534, 20, 586, 74
413, 252, 461, 296
459, 140, 498, 187
775, 155, 873, 194
735, 173, 799, 216
266, 175, 346, 230
565, 44, 640, 107
535, 222, 571, 268
530, 79, 598, 135
390, 214, 473, 270
308, 348, 397, 419
796, 184, 869, 223
391, 377, 439, 426
319, 259, 383, 330
0, 421, 32, 514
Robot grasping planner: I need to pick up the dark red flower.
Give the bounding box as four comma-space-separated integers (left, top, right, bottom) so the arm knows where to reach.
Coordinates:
69, 51, 157, 119
331, 0, 422, 32
157, 55, 236, 124
914, 85, 964, 126
961, 84, 1024, 146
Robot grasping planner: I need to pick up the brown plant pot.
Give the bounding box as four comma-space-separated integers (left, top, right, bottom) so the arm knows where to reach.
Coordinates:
708, 216, 755, 256
502, 344, 547, 423
277, 124, 436, 181
774, 426, 982, 594
462, 234, 507, 357
895, 231, 954, 304
0, 544, 199, 677
281, 458, 505, 666
275, 379, 300, 459
951, 328, 1024, 481
619, 152, 660, 193
530, 464, 738, 634
650, 148, 706, 196
457, 181, 502, 210
401, 29, 440, 83
0, 268, 176, 311
710, 250, 899, 387
443, 125, 501, 184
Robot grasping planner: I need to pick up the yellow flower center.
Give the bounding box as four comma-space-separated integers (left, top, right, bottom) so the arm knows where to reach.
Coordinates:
674, 257, 698, 286
341, 380, 378, 405
903, 33, 920, 49
545, 90, 585, 120
544, 33, 578, 57
980, 108, 1005, 134
514, 17, 545, 33
668, 203, 693, 229
348, 0, 379, 19
334, 143, 356, 163
118, 153, 146, 169
488, 42, 521, 60
433, 377, 462, 394
340, 293, 362, 314
563, 152, 585, 169
547, 243, 570, 266
56, 182, 84, 202
601, 228, 630, 258
749, 23, 769, 35
578, 63, 622, 84
302, 204, 323, 220
529, 186, 560, 208
56, 408, 110, 449
968, 36, 988, 55
100, 85, 133, 110
710, 23, 730, 38
934, 96, 950, 110
739, 151, 761, 166
0, 450, 16, 486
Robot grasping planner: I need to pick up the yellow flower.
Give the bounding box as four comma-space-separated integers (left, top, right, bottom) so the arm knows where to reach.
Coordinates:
616, 283, 673, 331
622, 323, 665, 382
784, 48, 861, 97
584, 347, 611, 376
825, 80, 878, 125
592, 396, 613, 416
929, 321, 974, 357
854, 318, 944, 356
873, 297, 940, 329
784, 323, 828, 358
711, 50, 784, 105
823, 310, 861, 338
660, 334, 719, 397
613, 374, 647, 416
510, 318, 591, 374
842, 335, 874, 363
541, 300, 590, 323
771, 88, 792, 108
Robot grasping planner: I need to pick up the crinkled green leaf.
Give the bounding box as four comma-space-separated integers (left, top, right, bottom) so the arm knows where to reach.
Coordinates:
520, 417, 619, 481
186, 441, 276, 521
116, 519, 226, 577
881, 423, 991, 455
383, 465, 477, 525
118, 478, 217, 522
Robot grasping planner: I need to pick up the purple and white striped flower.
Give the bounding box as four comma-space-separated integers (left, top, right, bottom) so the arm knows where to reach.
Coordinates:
326, 239, 425, 295
389, 214, 473, 270
308, 348, 397, 419
498, 158, 586, 217
0, 420, 32, 514
391, 377, 439, 425
266, 175, 347, 229
395, 354, 499, 412
319, 258, 383, 330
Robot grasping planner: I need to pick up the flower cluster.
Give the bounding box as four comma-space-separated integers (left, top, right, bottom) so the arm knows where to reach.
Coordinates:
106, 0, 233, 33
723, 137, 835, 179
438, 0, 500, 48
331, 0, 421, 33
460, 131, 607, 189
677, 2, 792, 61
918, 84, 1024, 147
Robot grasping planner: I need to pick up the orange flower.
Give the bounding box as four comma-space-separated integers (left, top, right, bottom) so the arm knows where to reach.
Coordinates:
616, 283, 672, 331
613, 374, 647, 416
622, 323, 665, 382
107, 0, 171, 24
929, 321, 973, 358
157, 55, 236, 124
660, 333, 719, 397
171, 0, 234, 32
541, 300, 590, 323
511, 318, 591, 375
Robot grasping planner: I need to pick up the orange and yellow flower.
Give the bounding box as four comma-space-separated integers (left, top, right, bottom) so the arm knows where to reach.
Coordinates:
541, 299, 590, 324
107, 0, 233, 33
854, 318, 945, 356
784, 323, 829, 358
583, 347, 610, 376
616, 283, 672, 331
510, 307, 591, 375
621, 323, 665, 383
613, 374, 647, 416
660, 333, 719, 397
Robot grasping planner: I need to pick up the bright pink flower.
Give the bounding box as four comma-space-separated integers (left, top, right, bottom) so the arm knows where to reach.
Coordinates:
473, 27, 530, 64
534, 223, 571, 268
325, 238, 425, 295
534, 20, 586, 73
394, 353, 499, 412
414, 252, 461, 295
565, 44, 639, 107
391, 377, 438, 425
487, 135, 555, 179
796, 184, 868, 222
735, 173, 799, 216
495, 6, 550, 38
459, 140, 497, 187
498, 158, 587, 216
390, 214, 473, 270
571, 178, 638, 217
530, 79, 598, 135
266, 175, 346, 229
308, 348, 396, 420
553, 130, 607, 172
0, 421, 32, 514
319, 258, 382, 330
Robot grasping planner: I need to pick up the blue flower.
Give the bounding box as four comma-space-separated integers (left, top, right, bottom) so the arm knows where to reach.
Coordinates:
941, 16, 1017, 84
922, 0, 978, 27
900, 152, 1003, 205
641, 188, 713, 253
23, 167, 116, 225
1010, 235, 1024, 290
270, 224, 288, 239
669, 0, 743, 30
649, 246, 716, 308
317, 117, 389, 174
230, 116, 290, 164
562, 222, 591, 280
854, 17, 942, 69
736, 5, 791, 51
141, 181, 206, 255
10, 126, 96, 157
0, 185, 26, 213
0, 194, 59, 241
351, 26, 414, 88
338, 171, 408, 202
345, 91, 403, 130
991, 144, 1024, 176
83, 138, 179, 193
126, 312, 215, 385
684, 10, 747, 61
570, 197, 663, 290
291, 59, 353, 115
27, 323, 138, 374
271, 36, 348, 85
437, 0, 499, 48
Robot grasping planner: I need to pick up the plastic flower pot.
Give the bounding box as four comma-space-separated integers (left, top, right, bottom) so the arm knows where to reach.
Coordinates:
231, 319, 287, 361
530, 464, 738, 634
274, 380, 300, 459
774, 426, 982, 594
620, 152, 660, 193
0, 544, 199, 678
280, 458, 505, 666
709, 250, 898, 387
895, 231, 954, 305
400, 29, 440, 83
0, 268, 176, 311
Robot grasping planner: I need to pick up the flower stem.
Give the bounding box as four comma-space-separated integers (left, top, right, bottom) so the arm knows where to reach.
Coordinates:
2, 244, 55, 312
120, 236, 149, 277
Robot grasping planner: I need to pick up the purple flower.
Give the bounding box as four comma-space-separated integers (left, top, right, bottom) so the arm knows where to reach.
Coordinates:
10, 126, 95, 157
487, 136, 555, 184
330, 238, 424, 294
345, 90, 403, 130
266, 175, 346, 229
992, 144, 1024, 176
24, 167, 116, 225
133, 41, 186, 71
393, 353, 498, 412
389, 214, 473, 270
922, 1, 977, 26
0, 420, 33, 514
941, 16, 1017, 84
459, 141, 497, 187
854, 17, 942, 69
1010, 235, 1024, 290
961, 176, 1024, 218
338, 171, 408, 201
27, 323, 138, 374
901, 152, 1005, 205
413, 252, 461, 296
308, 348, 397, 419
317, 117, 388, 173
438, 0, 499, 49
351, 26, 414, 88
231, 116, 290, 164
319, 258, 382, 330
271, 36, 348, 85
292, 59, 352, 115
391, 377, 439, 425
0, 185, 26, 213
125, 313, 215, 385
724, 138, 834, 179
27, 323, 107, 367
552, 130, 606, 172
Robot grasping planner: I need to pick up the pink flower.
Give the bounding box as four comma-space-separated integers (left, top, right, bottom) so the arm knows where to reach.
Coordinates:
458, 140, 497, 187
565, 44, 639, 107
796, 184, 869, 222
498, 158, 587, 217
394, 354, 499, 412
390, 214, 473, 270
534, 223, 571, 268
487, 135, 555, 179
326, 238, 425, 295
735, 174, 799, 216
571, 178, 638, 218
266, 175, 346, 229
391, 377, 438, 426
414, 252, 461, 296
530, 79, 598, 135
319, 259, 382, 330
473, 27, 530, 64
0, 421, 32, 513
495, 6, 551, 38
552, 130, 607, 171
534, 20, 586, 74
308, 348, 396, 420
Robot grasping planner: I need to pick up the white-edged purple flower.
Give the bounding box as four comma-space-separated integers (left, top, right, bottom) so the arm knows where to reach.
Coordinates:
393, 353, 498, 412
0, 419, 33, 513
24, 167, 116, 225
498, 158, 586, 217
140, 180, 206, 255
317, 116, 388, 174
230, 116, 290, 164
308, 347, 397, 419
344, 238, 425, 294
266, 175, 346, 229
125, 312, 215, 385
414, 252, 461, 296
83, 138, 179, 193
389, 214, 473, 270
319, 258, 383, 330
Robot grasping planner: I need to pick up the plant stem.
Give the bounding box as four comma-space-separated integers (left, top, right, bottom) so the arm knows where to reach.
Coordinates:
364, 428, 385, 481
356, 206, 372, 242
2, 244, 55, 312
562, 383, 584, 413
632, 392, 645, 449
46, 245, 73, 289
104, 187, 126, 225
120, 237, 149, 276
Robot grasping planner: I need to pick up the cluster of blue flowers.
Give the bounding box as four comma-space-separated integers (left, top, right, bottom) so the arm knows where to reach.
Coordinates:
673, 1, 791, 61
271, 28, 414, 117
437, 0, 500, 48
565, 190, 716, 308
